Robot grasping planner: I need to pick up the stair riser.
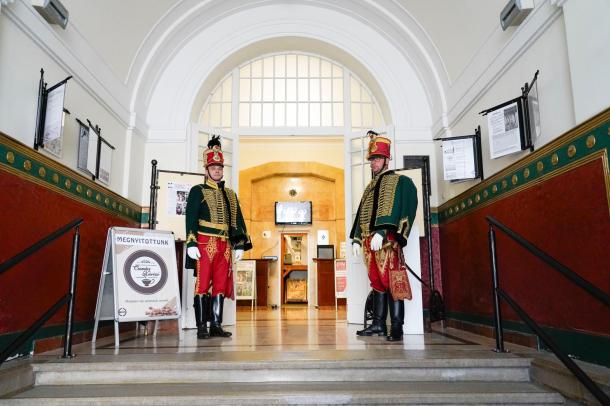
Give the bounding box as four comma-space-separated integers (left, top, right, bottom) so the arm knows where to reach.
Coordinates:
1, 394, 565, 405
35, 367, 531, 386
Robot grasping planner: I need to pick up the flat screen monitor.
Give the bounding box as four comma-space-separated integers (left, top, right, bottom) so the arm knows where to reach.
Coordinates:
275, 201, 312, 225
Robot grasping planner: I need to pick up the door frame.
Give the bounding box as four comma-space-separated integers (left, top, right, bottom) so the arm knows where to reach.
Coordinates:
400, 155, 435, 291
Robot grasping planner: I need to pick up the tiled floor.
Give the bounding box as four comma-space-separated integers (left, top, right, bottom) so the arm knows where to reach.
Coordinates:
40, 305, 478, 358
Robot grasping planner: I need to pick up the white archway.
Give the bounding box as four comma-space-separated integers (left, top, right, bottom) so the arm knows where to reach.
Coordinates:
139, 4, 435, 139
134, 2, 442, 328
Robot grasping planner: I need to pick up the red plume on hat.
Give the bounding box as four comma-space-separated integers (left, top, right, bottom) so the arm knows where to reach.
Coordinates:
203, 134, 224, 167
366, 130, 391, 160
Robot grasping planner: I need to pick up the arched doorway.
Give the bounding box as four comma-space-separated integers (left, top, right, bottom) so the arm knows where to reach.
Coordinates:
137, 6, 437, 329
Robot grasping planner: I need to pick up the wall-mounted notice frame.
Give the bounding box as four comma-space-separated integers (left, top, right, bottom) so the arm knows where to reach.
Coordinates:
98, 139, 113, 185
34, 68, 72, 157
76, 118, 115, 183
76, 121, 91, 174
434, 126, 484, 181
42, 82, 66, 158
86, 125, 99, 176
480, 70, 540, 158
485, 98, 524, 159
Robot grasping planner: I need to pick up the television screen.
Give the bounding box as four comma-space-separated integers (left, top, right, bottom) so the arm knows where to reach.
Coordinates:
275, 201, 312, 225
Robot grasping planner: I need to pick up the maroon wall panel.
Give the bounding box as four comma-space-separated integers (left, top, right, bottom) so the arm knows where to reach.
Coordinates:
419, 228, 442, 308
0, 170, 137, 334
440, 158, 610, 336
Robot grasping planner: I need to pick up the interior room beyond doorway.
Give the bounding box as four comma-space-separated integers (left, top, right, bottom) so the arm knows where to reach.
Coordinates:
237, 136, 345, 315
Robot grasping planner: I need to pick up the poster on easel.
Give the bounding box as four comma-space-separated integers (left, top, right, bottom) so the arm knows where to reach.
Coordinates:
155, 171, 204, 240
334, 259, 347, 299
92, 227, 183, 347
235, 260, 256, 310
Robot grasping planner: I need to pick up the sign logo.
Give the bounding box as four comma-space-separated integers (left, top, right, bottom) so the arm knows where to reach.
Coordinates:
123, 250, 168, 295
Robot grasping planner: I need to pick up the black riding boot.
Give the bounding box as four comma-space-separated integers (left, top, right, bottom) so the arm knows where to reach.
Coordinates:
209, 295, 232, 337
356, 291, 388, 336
387, 299, 404, 341
193, 295, 210, 339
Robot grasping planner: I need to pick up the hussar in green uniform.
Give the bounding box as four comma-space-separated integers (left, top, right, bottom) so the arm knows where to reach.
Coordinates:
350, 131, 418, 341
185, 135, 252, 339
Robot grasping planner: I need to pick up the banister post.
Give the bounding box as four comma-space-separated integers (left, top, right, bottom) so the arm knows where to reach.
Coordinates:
489, 225, 506, 353
148, 159, 158, 230
62, 225, 80, 358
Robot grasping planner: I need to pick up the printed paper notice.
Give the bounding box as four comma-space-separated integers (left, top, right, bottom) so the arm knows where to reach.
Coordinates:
166, 182, 191, 216
442, 138, 476, 180
488, 101, 522, 159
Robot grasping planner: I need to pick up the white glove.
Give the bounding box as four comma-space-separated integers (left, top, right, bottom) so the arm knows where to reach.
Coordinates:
234, 249, 244, 261
370, 233, 384, 251
352, 243, 361, 257
187, 246, 201, 260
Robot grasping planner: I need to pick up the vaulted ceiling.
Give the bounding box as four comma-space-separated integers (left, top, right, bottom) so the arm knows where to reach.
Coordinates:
61, 0, 505, 86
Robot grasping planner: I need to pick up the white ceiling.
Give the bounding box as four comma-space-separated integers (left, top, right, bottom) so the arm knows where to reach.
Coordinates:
397, 0, 506, 83
61, 0, 178, 82
59, 0, 506, 86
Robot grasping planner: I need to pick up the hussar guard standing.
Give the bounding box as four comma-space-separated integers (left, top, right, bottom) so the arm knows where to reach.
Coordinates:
350, 131, 418, 341
185, 135, 252, 339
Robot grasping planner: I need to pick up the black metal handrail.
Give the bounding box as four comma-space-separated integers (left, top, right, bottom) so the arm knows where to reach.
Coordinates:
487, 216, 610, 404
487, 216, 610, 307
0, 218, 83, 366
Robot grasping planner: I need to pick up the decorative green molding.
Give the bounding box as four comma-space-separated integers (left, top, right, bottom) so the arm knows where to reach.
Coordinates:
0, 132, 142, 223
430, 210, 439, 226
439, 108, 610, 223
0, 320, 113, 360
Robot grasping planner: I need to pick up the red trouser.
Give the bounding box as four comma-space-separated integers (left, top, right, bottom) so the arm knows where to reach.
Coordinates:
195, 234, 234, 298
363, 233, 400, 293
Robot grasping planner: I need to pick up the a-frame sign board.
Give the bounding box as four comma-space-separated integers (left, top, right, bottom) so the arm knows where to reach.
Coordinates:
93, 227, 183, 347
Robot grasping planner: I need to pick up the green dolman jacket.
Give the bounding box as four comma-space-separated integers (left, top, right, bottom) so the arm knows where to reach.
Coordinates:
350, 170, 418, 248
185, 178, 252, 268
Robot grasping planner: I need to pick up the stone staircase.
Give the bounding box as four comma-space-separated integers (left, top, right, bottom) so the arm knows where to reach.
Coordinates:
1, 349, 565, 405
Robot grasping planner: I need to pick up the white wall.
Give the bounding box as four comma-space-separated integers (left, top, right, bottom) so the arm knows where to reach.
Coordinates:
141, 141, 191, 204
436, 2, 576, 202
562, 0, 610, 123
0, 11, 129, 196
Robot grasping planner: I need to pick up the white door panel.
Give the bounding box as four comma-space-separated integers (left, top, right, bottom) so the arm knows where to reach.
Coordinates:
345, 126, 393, 324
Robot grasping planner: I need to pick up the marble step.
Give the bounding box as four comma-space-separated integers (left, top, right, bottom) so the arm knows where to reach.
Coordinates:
3, 381, 565, 405
32, 356, 533, 385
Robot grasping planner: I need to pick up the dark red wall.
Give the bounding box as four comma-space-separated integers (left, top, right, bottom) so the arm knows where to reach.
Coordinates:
0, 169, 138, 335
440, 158, 610, 336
